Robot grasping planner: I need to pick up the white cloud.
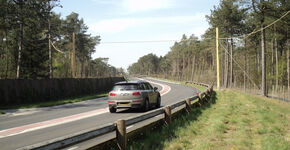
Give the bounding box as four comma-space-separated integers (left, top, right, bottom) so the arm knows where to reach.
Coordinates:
90, 18, 139, 33
122, 0, 174, 13
91, 0, 175, 13
88, 13, 205, 34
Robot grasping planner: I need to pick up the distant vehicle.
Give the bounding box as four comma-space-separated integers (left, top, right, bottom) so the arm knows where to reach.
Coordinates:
107, 80, 161, 113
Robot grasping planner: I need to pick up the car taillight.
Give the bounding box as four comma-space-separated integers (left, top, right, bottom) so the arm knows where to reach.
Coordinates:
132, 91, 141, 96
108, 101, 115, 103
133, 100, 141, 103
109, 92, 116, 96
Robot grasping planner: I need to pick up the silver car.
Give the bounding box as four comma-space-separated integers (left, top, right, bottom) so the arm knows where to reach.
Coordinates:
107, 80, 161, 113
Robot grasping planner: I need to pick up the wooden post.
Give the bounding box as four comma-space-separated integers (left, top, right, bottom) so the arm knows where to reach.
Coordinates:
116, 120, 127, 150
198, 93, 203, 101
205, 89, 210, 102
164, 106, 172, 124
198, 93, 203, 106
185, 98, 191, 113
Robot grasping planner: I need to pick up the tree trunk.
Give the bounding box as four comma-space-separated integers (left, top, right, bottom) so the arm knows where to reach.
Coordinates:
48, 10, 53, 79
275, 34, 279, 92
80, 60, 84, 78
271, 38, 274, 87
230, 38, 234, 88
4, 31, 9, 79
224, 40, 229, 88
71, 32, 76, 78
17, 19, 23, 79
182, 54, 185, 80
287, 42, 289, 98
16, 0, 24, 79
187, 57, 190, 81
244, 38, 247, 91
261, 21, 267, 96
191, 55, 195, 81
177, 55, 180, 80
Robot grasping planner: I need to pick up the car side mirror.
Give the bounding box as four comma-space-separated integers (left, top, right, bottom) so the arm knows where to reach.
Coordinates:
154, 87, 158, 91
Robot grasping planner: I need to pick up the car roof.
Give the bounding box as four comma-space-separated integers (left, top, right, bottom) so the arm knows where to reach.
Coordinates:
115, 80, 148, 85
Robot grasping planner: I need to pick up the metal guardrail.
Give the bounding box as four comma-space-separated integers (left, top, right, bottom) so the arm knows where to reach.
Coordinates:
19, 81, 213, 150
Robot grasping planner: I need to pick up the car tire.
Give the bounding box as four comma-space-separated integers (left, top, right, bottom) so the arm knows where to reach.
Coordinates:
109, 107, 116, 113
156, 96, 161, 108
143, 99, 149, 112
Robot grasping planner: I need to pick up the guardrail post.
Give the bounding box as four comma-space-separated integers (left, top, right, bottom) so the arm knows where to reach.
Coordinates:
185, 98, 191, 113
198, 93, 203, 107
205, 89, 210, 102
116, 119, 127, 150
164, 106, 172, 124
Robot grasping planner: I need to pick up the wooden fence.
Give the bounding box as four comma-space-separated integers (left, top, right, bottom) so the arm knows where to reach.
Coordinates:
0, 77, 125, 106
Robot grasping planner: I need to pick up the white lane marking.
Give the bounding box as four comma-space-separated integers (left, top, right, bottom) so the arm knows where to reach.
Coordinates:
136, 78, 171, 96
146, 77, 181, 85
126, 125, 134, 129
0, 108, 109, 139
11, 110, 40, 116
66, 146, 79, 150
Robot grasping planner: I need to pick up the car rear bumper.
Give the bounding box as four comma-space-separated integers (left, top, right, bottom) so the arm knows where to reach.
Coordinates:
108, 99, 144, 109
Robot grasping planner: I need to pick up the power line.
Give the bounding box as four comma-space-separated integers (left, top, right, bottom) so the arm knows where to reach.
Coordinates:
244, 10, 290, 39
98, 10, 289, 44
100, 40, 178, 44
219, 41, 260, 89
100, 38, 214, 44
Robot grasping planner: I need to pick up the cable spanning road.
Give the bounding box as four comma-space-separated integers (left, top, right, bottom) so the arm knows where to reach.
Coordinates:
0, 78, 200, 150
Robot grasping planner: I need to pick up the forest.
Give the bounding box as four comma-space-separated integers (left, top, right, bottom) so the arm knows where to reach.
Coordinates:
128, 0, 289, 98
0, 0, 124, 79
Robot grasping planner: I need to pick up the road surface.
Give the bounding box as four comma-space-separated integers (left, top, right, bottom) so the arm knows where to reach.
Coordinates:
0, 78, 200, 150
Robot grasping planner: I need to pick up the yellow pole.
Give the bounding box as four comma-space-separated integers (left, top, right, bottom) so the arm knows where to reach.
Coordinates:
216, 27, 220, 90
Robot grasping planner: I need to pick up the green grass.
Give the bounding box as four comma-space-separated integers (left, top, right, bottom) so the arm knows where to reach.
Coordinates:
127, 89, 290, 150
0, 93, 108, 110
0, 110, 5, 114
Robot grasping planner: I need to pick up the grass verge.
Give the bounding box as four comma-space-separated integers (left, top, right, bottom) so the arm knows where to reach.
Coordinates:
0, 93, 108, 110
0, 110, 5, 114
127, 89, 290, 150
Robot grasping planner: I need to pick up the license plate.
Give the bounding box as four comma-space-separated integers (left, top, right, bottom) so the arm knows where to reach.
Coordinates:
118, 103, 130, 106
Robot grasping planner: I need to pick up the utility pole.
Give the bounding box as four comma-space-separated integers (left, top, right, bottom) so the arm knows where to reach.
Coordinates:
71, 32, 76, 78
216, 27, 220, 90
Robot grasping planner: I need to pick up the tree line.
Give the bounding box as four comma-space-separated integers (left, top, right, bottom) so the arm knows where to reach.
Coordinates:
128, 0, 289, 97
0, 0, 123, 79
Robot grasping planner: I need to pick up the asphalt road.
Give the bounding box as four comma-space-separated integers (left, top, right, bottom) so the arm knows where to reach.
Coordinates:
0, 77, 200, 150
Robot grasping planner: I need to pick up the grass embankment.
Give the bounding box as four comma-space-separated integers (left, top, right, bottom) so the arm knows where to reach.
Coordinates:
0, 93, 108, 110
128, 90, 290, 150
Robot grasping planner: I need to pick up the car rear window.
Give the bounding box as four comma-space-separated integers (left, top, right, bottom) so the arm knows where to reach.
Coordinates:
113, 84, 138, 91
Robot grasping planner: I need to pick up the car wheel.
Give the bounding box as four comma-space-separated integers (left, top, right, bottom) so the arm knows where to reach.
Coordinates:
143, 99, 149, 112
109, 107, 116, 113
156, 96, 161, 108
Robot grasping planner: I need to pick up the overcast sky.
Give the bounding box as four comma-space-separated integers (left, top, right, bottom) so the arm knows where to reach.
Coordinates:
54, 0, 220, 70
